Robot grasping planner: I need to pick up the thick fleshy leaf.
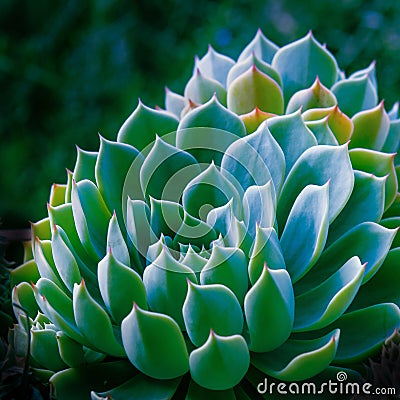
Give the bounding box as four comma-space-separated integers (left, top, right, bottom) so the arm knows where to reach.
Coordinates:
183, 282, 244, 346
143, 247, 197, 328
121, 304, 189, 379
71, 179, 111, 261
380, 217, 400, 248
180, 245, 208, 276
31, 217, 51, 242
73, 280, 125, 357
280, 183, 329, 282
98, 250, 147, 324
349, 148, 397, 210
223, 216, 253, 256
221, 122, 285, 195
206, 199, 235, 237
95, 137, 142, 218
227, 65, 284, 115
277, 144, 354, 229
56, 331, 85, 368
382, 118, 400, 153
189, 331, 250, 390
31, 329, 67, 371
293, 257, 364, 332
349, 102, 390, 151
49, 183, 67, 207
251, 330, 340, 381
117, 100, 179, 151
267, 110, 317, 175
12, 282, 39, 321
10, 259, 40, 288
240, 107, 275, 134
176, 96, 246, 165
227, 52, 282, 88
272, 32, 338, 104
140, 136, 201, 202
305, 116, 339, 146
238, 29, 279, 64
331, 304, 400, 363
50, 361, 136, 400
184, 68, 227, 105
242, 181, 275, 238
73, 147, 97, 184
165, 87, 186, 118
332, 74, 378, 117
200, 245, 248, 305
296, 222, 397, 294
93, 374, 182, 400
248, 226, 285, 284
286, 78, 337, 114
302, 105, 353, 145
327, 171, 386, 246
106, 212, 130, 267
182, 162, 241, 220
244, 266, 294, 352
349, 248, 400, 310
195, 45, 235, 87
149, 198, 184, 238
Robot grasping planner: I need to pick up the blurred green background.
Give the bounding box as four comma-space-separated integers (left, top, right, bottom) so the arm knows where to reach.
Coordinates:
2, 0, 400, 229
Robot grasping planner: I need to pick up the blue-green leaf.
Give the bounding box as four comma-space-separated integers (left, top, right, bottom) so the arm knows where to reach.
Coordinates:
237, 29, 279, 64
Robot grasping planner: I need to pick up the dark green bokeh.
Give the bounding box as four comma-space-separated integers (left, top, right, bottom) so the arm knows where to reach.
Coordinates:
1, 0, 400, 227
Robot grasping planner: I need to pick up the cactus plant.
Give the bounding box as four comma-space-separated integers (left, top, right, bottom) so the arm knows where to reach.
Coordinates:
10, 30, 400, 399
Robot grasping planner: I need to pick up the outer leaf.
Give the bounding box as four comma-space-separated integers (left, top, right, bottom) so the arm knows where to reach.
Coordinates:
293, 256, 364, 332
73, 147, 97, 184
189, 331, 250, 390
49, 183, 67, 207
251, 330, 340, 381
277, 144, 354, 230
237, 29, 279, 64
121, 304, 189, 379
244, 266, 294, 352
183, 282, 244, 346
280, 183, 329, 283
272, 32, 338, 104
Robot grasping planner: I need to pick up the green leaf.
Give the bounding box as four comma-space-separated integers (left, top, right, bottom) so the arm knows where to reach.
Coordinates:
31, 329, 67, 371
95, 137, 141, 219
56, 331, 85, 368
200, 245, 248, 305
227, 65, 284, 115
305, 116, 339, 146
380, 217, 400, 248
71, 179, 111, 261
12, 282, 39, 321
180, 244, 208, 276
182, 162, 241, 220
121, 304, 189, 379
382, 118, 400, 153
165, 87, 186, 118
248, 226, 285, 284
98, 250, 147, 325
106, 212, 130, 267
189, 331, 250, 390
293, 256, 364, 332
223, 216, 253, 256
280, 183, 329, 283
237, 29, 279, 64
277, 144, 354, 230
349, 148, 397, 210
251, 330, 340, 381
184, 68, 227, 105
73, 147, 97, 184
73, 280, 125, 357
140, 136, 201, 202
349, 102, 390, 151
143, 247, 197, 329
50, 361, 136, 400
267, 110, 317, 175
331, 304, 400, 363
327, 171, 386, 246
149, 197, 184, 238
206, 199, 234, 237
117, 100, 178, 151
221, 122, 285, 195
183, 282, 244, 346
49, 183, 67, 207
286, 77, 337, 114
296, 222, 397, 294
244, 266, 294, 352
349, 248, 400, 310
10, 259, 40, 288
176, 96, 246, 165
272, 32, 338, 104
331, 74, 378, 117
243, 181, 276, 238
93, 374, 182, 400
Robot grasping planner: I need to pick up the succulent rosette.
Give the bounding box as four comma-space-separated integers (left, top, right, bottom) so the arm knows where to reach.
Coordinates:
10, 30, 400, 399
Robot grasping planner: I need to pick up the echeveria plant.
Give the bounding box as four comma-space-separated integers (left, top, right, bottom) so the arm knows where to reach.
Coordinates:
10, 30, 400, 399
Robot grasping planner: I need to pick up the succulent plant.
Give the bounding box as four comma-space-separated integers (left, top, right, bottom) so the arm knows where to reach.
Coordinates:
10, 30, 400, 399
